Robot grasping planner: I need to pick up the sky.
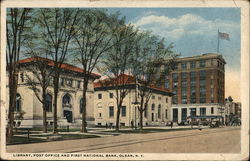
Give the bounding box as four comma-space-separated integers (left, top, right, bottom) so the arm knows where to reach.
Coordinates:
107, 8, 241, 102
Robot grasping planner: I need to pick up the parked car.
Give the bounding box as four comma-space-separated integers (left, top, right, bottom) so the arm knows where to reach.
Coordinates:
178, 121, 189, 126
210, 121, 220, 128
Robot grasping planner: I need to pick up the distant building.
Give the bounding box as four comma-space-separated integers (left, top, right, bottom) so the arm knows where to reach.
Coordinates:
225, 98, 241, 125
93, 74, 173, 127
164, 53, 226, 123
6, 57, 100, 128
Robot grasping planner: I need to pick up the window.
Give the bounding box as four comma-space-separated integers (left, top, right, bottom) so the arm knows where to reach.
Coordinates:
181, 98, 187, 104
80, 98, 84, 113
181, 63, 187, 69
77, 81, 81, 88
109, 93, 113, 98
158, 96, 161, 101
121, 106, 126, 117
190, 80, 196, 87
190, 97, 196, 103
190, 87, 196, 96
165, 110, 168, 119
63, 94, 71, 105
45, 94, 52, 112
181, 72, 187, 79
181, 87, 187, 104
190, 108, 196, 117
181, 81, 187, 88
152, 95, 155, 99
109, 106, 114, 117
173, 82, 178, 88
166, 97, 168, 103
98, 93, 102, 99
200, 108, 206, 116
199, 70, 206, 80
172, 73, 178, 81
211, 107, 214, 114
151, 103, 155, 111
158, 104, 161, 119
15, 93, 22, 112
200, 87, 206, 103
200, 60, 206, 67
190, 61, 196, 68
190, 71, 196, 81
181, 108, 187, 121
99, 113, 102, 117
66, 79, 73, 87
182, 88, 187, 96
165, 79, 169, 88
200, 79, 206, 87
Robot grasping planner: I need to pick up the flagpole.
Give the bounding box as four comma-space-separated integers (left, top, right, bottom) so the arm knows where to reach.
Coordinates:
217, 29, 220, 53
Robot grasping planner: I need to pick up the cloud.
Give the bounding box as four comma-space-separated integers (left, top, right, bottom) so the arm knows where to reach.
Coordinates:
132, 13, 239, 41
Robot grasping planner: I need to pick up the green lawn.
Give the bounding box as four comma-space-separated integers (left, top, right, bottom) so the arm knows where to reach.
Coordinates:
8, 134, 100, 145
8, 136, 47, 145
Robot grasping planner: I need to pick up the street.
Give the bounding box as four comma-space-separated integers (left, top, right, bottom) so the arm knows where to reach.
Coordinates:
6, 127, 240, 153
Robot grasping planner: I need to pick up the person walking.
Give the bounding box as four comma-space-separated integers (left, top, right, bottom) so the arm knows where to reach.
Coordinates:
198, 120, 202, 131
170, 121, 173, 128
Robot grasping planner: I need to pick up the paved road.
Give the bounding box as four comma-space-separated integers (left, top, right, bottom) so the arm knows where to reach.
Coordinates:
7, 127, 240, 153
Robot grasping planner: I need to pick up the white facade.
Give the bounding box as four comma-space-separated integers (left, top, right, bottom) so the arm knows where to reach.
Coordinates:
170, 103, 224, 123
94, 88, 172, 127
6, 59, 99, 128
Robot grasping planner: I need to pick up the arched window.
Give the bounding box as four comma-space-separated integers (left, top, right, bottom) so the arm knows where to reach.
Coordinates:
63, 94, 71, 105
80, 98, 83, 114
15, 93, 21, 112
158, 104, 161, 119
45, 94, 52, 112
151, 103, 155, 111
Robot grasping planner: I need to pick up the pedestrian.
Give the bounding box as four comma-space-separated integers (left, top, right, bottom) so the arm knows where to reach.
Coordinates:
105, 123, 108, 129
170, 121, 173, 128
131, 120, 134, 129
198, 121, 202, 131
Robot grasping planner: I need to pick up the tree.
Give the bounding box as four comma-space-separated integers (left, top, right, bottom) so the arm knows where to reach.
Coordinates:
24, 56, 53, 133
6, 8, 32, 143
72, 9, 123, 133
100, 24, 138, 132
36, 8, 80, 134
130, 34, 178, 129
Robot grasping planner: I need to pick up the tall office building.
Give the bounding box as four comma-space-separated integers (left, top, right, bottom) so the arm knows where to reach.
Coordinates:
165, 53, 226, 123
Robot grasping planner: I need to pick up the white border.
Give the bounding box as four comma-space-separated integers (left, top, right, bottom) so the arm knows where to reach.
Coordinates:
1, 0, 249, 160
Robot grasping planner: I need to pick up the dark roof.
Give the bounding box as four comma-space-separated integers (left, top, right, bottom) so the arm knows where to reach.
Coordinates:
94, 74, 173, 95
17, 57, 101, 79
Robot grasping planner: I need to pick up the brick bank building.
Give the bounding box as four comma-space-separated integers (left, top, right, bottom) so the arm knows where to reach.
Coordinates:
165, 53, 226, 123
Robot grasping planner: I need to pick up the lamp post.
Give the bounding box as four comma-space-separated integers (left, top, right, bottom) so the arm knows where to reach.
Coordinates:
132, 78, 139, 130
218, 105, 225, 125
132, 101, 140, 129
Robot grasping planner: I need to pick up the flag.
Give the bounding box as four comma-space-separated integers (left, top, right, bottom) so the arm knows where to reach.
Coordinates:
218, 32, 230, 40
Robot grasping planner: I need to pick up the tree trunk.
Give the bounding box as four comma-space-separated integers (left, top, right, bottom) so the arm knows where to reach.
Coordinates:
81, 80, 88, 133
140, 110, 143, 130
53, 76, 59, 134
6, 70, 18, 144
42, 88, 47, 133
43, 107, 47, 133
115, 104, 121, 132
